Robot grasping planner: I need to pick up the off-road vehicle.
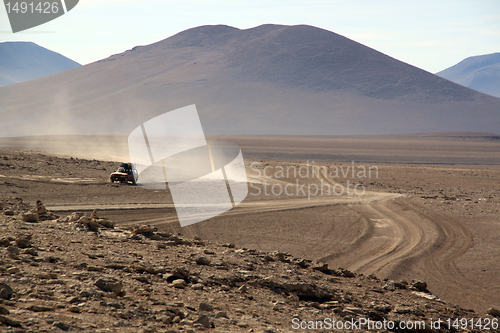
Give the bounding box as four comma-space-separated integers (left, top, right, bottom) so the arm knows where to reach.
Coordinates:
109, 163, 138, 184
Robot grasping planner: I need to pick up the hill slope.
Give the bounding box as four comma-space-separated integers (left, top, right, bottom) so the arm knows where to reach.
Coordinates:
436, 53, 500, 98
0, 41, 81, 87
0, 25, 499, 136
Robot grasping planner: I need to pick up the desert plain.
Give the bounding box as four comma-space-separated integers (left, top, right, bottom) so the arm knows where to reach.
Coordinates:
0, 133, 499, 332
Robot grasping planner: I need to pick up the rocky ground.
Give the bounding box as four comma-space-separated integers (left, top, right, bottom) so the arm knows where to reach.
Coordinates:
1, 198, 500, 333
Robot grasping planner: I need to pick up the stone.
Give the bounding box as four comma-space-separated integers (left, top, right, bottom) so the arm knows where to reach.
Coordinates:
22, 247, 38, 255
487, 307, 500, 317
36, 200, 48, 217
0, 237, 11, 247
0, 314, 21, 327
53, 321, 70, 331
67, 212, 83, 222
15, 234, 32, 248
194, 314, 210, 328
312, 262, 329, 272
199, 302, 213, 312
0, 282, 14, 300
131, 224, 157, 235
383, 282, 396, 291
191, 283, 204, 290
6, 267, 19, 274
394, 306, 411, 314
172, 279, 186, 288
68, 305, 81, 313
0, 305, 9, 315
374, 304, 392, 313
410, 281, 428, 292
77, 216, 101, 231
29, 304, 54, 312
95, 278, 123, 294
6, 245, 19, 255
216, 311, 228, 318
21, 212, 38, 222
238, 285, 248, 293
195, 256, 211, 265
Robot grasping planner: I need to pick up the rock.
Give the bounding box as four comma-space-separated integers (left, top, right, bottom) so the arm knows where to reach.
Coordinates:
0, 282, 14, 300
90, 209, 99, 219
68, 305, 81, 313
238, 285, 248, 293
216, 311, 228, 318
77, 216, 101, 231
338, 268, 355, 277
6, 245, 20, 255
194, 314, 210, 328
191, 283, 204, 290
374, 304, 392, 313
287, 294, 300, 303
6, 267, 19, 274
171, 267, 190, 280
487, 307, 500, 317
345, 306, 364, 315
29, 304, 55, 312
53, 321, 70, 331
383, 282, 396, 291
199, 302, 213, 312
0, 305, 9, 315
3, 210, 14, 216
312, 262, 329, 272
95, 278, 123, 294
22, 247, 38, 255
36, 200, 48, 217
131, 224, 157, 235
172, 279, 186, 288
143, 328, 155, 333
97, 218, 115, 228
21, 212, 39, 222
394, 306, 411, 314
410, 281, 428, 292
195, 256, 211, 265
0, 237, 11, 247
67, 212, 83, 222
15, 234, 32, 248
0, 314, 21, 327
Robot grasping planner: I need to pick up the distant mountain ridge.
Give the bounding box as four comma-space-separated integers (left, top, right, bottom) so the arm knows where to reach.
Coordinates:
436, 53, 500, 98
0, 24, 499, 137
0, 41, 81, 87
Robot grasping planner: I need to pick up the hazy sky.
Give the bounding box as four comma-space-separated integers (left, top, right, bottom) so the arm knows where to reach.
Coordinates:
1, 0, 499, 73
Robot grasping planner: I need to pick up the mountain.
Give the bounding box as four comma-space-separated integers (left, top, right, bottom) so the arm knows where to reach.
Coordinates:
436, 53, 500, 98
0, 24, 499, 137
0, 41, 81, 87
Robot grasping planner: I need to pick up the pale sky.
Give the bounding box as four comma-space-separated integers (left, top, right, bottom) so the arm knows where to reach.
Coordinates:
1, 0, 499, 73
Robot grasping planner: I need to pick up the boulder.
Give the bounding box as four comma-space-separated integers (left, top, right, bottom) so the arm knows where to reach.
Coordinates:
95, 278, 123, 294
0, 283, 13, 300
21, 212, 38, 222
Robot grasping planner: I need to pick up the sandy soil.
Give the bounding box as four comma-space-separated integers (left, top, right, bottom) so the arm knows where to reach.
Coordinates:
0, 134, 499, 316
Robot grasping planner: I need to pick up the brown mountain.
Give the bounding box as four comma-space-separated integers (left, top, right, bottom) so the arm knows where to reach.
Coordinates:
0, 24, 499, 136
